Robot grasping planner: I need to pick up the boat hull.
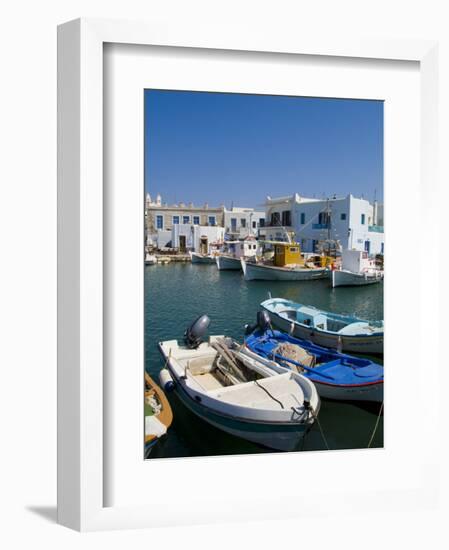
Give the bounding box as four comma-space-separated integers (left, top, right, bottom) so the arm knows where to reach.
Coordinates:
172, 380, 310, 451
158, 339, 319, 451
144, 373, 173, 455
313, 379, 383, 402
145, 255, 157, 265
242, 260, 328, 281
262, 307, 383, 354
244, 332, 383, 403
216, 255, 242, 270
332, 269, 383, 288
190, 252, 216, 264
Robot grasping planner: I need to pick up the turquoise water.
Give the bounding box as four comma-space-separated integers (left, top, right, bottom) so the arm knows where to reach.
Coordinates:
145, 263, 384, 458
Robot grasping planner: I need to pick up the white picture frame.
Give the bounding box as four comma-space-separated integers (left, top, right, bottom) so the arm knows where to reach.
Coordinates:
57, 18, 442, 531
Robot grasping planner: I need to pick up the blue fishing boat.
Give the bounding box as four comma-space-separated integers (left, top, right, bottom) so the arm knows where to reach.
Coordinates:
245, 312, 383, 402
261, 297, 383, 354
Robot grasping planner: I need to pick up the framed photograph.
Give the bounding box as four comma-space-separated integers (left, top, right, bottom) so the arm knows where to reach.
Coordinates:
58, 18, 441, 531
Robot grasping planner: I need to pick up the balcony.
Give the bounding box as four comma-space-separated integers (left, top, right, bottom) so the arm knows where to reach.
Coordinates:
312, 223, 329, 230
368, 225, 384, 233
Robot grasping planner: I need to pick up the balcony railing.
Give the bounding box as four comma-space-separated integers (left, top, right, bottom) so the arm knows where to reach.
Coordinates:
312, 223, 330, 230
368, 225, 384, 233
260, 225, 293, 230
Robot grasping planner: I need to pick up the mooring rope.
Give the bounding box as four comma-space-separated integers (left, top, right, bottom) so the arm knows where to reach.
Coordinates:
310, 408, 330, 450
367, 401, 384, 448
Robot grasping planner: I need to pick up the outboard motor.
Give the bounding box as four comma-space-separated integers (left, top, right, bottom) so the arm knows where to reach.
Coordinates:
184, 314, 210, 349
244, 310, 272, 335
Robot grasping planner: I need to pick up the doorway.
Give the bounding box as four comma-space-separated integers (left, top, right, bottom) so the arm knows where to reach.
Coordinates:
179, 235, 186, 253
200, 236, 208, 254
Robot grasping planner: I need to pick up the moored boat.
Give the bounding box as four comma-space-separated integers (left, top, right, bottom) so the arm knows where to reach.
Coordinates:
216, 255, 242, 270
332, 269, 383, 287
145, 252, 157, 265
158, 315, 320, 451
190, 251, 217, 264
331, 249, 383, 288
144, 373, 173, 457
245, 312, 383, 402
242, 259, 328, 281
241, 240, 329, 281
216, 237, 260, 271
261, 297, 383, 354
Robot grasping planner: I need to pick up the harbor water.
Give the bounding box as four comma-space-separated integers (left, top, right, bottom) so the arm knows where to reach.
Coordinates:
145, 262, 384, 459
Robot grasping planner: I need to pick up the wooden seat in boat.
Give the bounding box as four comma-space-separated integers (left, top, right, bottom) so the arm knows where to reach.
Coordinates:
210, 374, 305, 410
190, 371, 224, 391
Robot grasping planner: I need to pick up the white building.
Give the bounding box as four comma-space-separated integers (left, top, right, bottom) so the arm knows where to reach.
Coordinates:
260, 193, 384, 256
145, 193, 226, 251
171, 224, 225, 254
223, 207, 266, 239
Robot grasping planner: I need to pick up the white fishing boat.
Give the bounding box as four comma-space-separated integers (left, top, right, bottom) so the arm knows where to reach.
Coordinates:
190, 251, 217, 264
242, 260, 328, 281
261, 297, 383, 354
216, 237, 259, 271
331, 249, 383, 288
216, 255, 242, 270
145, 252, 157, 265
241, 241, 329, 281
158, 316, 320, 451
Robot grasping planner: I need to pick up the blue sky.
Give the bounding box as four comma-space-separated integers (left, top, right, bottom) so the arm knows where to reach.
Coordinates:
144, 90, 383, 208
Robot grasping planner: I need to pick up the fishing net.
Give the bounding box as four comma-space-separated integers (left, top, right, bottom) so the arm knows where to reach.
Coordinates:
274, 343, 315, 372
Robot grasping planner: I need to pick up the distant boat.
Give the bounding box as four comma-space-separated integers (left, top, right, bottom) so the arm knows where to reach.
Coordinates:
216, 237, 260, 271
332, 249, 383, 288
332, 269, 383, 287
245, 317, 383, 402
145, 252, 157, 265
144, 373, 173, 457
242, 259, 328, 281
190, 251, 216, 264
216, 255, 242, 270
241, 241, 329, 281
261, 297, 383, 354
158, 315, 320, 451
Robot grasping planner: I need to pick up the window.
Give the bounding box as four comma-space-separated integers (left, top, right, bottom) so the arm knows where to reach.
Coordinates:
318, 211, 330, 226
183, 215, 190, 224
361, 213, 365, 225
281, 210, 291, 226
270, 212, 281, 226
172, 215, 180, 225
208, 216, 216, 226
300, 213, 305, 225
381, 242, 384, 254
252, 221, 257, 229
193, 216, 200, 225
156, 215, 163, 229
241, 218, 246, 228
230, 218, 237, 230
340, 213, 347, 221
259, 218, 265, 227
